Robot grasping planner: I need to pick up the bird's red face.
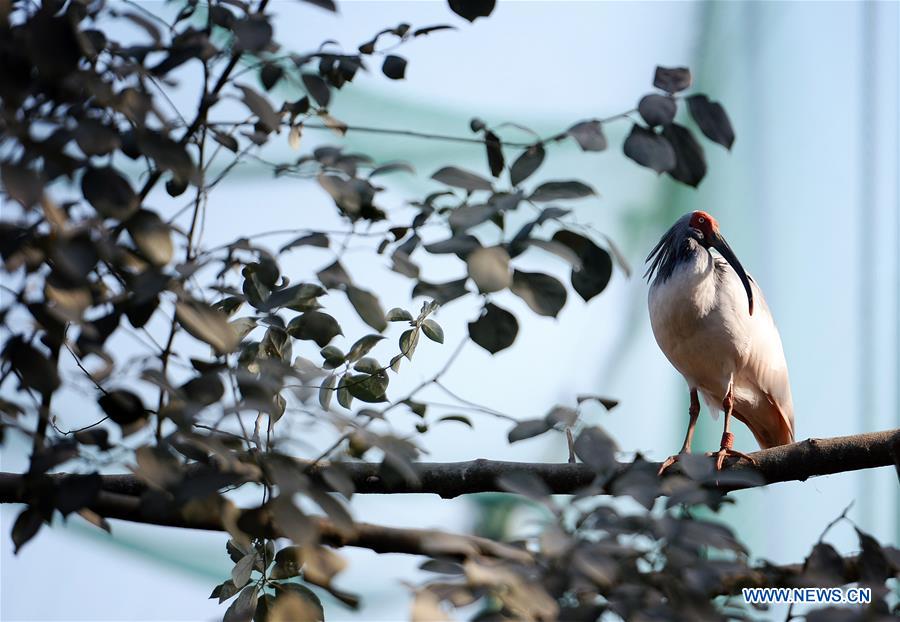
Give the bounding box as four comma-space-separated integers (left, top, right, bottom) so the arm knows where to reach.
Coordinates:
689, 210, 719, 242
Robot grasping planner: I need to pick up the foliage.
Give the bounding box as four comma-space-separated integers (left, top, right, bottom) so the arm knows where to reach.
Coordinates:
0, 1, 896, 621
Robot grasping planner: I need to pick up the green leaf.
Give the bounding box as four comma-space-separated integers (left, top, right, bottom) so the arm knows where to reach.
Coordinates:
337, 374, 353, 409
399, 328, 419, 360
353, 357, 380, 373
420, 319, 444, 343
286, 311, 342, 347
346, 334, 386, 362
437, 414, 473, 428
347, 371, 389, 403
509, 143, 545, 186
552, 230, 613, 302
319, 345, 345, 368
385, 307, 413, 322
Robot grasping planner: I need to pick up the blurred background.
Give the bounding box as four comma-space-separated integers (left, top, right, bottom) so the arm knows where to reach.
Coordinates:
2, 1, 898, 620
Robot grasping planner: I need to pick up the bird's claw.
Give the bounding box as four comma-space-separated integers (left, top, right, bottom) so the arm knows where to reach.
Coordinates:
657, 453, 686, 476
707, 447, 756, 470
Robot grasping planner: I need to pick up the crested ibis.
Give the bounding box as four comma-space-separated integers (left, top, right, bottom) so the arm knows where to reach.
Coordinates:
646, 211, 795, 473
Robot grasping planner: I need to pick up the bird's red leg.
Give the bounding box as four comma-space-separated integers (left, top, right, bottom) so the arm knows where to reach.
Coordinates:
657, 389, 701, 475
710, 382, 756, 470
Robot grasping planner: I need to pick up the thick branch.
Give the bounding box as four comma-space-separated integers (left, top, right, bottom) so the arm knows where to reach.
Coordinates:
299, 429, 900, 497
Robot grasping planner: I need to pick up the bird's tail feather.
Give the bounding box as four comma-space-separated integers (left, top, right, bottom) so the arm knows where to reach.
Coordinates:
735, 406, 794, 449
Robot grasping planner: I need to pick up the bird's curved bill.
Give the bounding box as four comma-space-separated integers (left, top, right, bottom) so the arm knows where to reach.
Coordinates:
711, 232, 754, 315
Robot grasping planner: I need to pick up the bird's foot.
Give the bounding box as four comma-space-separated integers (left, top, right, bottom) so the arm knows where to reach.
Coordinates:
706, 447, 756, 470
657, 452, 687, 476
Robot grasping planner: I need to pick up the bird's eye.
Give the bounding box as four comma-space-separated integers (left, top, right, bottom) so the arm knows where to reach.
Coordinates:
698, 217, 705, 224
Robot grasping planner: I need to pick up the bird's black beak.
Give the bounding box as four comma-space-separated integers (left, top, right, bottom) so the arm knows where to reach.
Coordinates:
710, 232, 754, 315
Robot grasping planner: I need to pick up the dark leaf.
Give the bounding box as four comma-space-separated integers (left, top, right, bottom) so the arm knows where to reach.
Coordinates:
98, 390, 146, 426
468, 303, 518, 354
236, 84, 280, 133
2, 336, 60, 397
11, 507, 42, 554
135, 130, 196, 182
126, 209, 173, 266
280, 232, 329, 253
574, 426, 619, 474
623, 124, 676, 173
299, 0, 336, 11
412, 278, 469, 305
382, 55, 407, 80
856, 527, 891, 583
302, 74, 331, 107
369, 162, 415, 178
260, 63, 283, 90
431, 166, 493, 191
232, 553, 256, 588
509, 143, 545, 187
74, 119, 120, 156
1, 164, 43, 208
448, 0, 496, 22
287, 311, 342, 347
180, 373, 225, 406
316, 260, 352, 289
576, 395, 619, 411
566, 120, 607, 152
424, 234, 481, 256
342, 286, 384, 332
466, 246, 511, 293
529, 180, 595, 202
211, 130, 239, 153
552, 230, 613, 301
687, 94, 735, 149
508, 418, 552, 443
386, 308, 413, 322
81, 166, 139, 220
233, 15, 273, 52
638, 94, 677, 127
437, 414, 472, 428
448, 204, 497, 233
270, 584, 325, 621
484, 130, 504, 178
653, 66, 691, 93
400, 328, 419, 360
497, 471, 552, 501
510, 270, 567, 317
55, 473, 102, 515
663, 123, 707, 187
224, 585, 258, 622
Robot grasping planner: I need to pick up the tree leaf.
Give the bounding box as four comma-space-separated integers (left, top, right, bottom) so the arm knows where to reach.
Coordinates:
468, 303, 518, 354
400, 328, 419, 360
437, 414, 472, 428
448, 0, 496, 22
346, 334, 385, 361
484, 130, 504, 178
236, 84, 280, 133
233, 15, 272, 52
653, 66, 691, 93
509, 143, 545, 186
286, 311, 342, 347
347, 371, 389, 403
126, 209, 173, 266
81, 166, 139, 220
280, 233, 329, 253
466, 246, 511, 293
224, 585, 258, 622
412, 278, 469, 305
623, 124, 676, 173
638, 94, 677, 127
382, 55, 407, 80
346, 285, 387, 332
11, 507, 43, 554
260, 62, 283, 90
424, 234, 482, 257
232, 552, 256, 588
98, 390, 146, 426
302, 73, 330, 107
420, 319, 444, 343
576, 394, 619, 411
552, 230, 613, 302
319, 374, 336, 410
176, 300, 241, 355
431, 166, 493, 191
448, 204, 497, 233
2, 336, 60, 398
687, 94, 735, 149
529, 180, 595, 202
507, 418, 551, 443
386, 308, 413, 322
663, 123, 707, 187
510, 270, 567, 317
574, 426, 619, 474
566, 120, 607, 152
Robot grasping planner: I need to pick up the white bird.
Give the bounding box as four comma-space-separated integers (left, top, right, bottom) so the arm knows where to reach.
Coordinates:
646, 211, 795, 473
